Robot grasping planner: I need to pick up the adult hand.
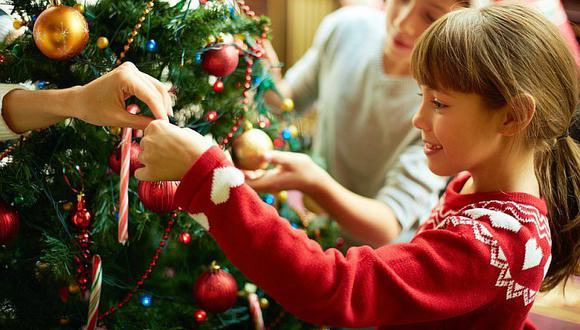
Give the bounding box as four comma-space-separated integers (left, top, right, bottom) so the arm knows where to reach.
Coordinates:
135, 120, 213, 181
72, 62, 172, 130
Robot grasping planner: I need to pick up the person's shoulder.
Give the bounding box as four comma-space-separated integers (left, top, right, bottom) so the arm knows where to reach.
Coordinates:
322, 6, 385, 36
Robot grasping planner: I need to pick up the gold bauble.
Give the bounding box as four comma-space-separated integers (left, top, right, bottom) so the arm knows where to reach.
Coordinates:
281, 98, 295, 112
232, 129, 274, 170
96, 36, 109, 49
288, 125, 299, 137
277, 191, 288, 203
68, 282, 80, 294
73, 3, 85, 14
33, 5, 89, 61
259, 297, 269, 309
302, 194, 325, 215
62, 201, 73, 211
13, 20, 25, 29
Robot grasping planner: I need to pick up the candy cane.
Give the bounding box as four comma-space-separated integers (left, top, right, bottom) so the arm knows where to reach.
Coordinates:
86, 255, 102, 330
118, 104, 140, 244
248, 293, 264, 330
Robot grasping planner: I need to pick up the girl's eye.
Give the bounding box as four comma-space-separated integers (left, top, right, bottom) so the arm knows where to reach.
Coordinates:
431, 98, 448, 112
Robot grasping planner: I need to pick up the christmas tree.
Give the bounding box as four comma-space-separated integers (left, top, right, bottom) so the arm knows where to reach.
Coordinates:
0, 0, 336, 328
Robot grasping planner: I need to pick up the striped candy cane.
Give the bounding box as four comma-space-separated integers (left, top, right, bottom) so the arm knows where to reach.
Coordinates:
248, 293, 264, 330
118, 104, 140, 244
86, 255, 102, 330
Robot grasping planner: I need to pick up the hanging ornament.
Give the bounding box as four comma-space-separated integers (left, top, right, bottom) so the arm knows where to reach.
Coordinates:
96, 37, 109, 49
259, 297, 269, 309
73, 3, 85, 14
206, 111, 218, 122
12, 20, 25, 30
213, 80, 224, 92
137, 181, 179, 214
140, 294, 153, 307
71, 193, 91, 230
193, 262, 238, 313
232, 129, 274, 170
0, 201, 19, 245
194, 309, 207, 322
108, 142, 142, 176
178, 232, 191, 245
281, 98, 295, 112
33, 1, 89, 61
201, 45, 239, 77
145, 39, 158, 52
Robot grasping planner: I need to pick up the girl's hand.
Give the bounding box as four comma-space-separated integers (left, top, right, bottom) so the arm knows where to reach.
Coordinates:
135, 120, 212, 181
71, 62, 172, 129
245, 151, 326, 194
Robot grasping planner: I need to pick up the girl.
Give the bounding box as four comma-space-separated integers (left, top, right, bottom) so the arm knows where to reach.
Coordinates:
136, 4, 579, 329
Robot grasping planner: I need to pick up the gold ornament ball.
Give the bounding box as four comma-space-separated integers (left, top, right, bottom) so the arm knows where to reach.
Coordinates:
281, 98, 295, 112
13, 20, 25, 29
62, 201, 73, 211
288, 125, 299, 137
259, 297, 269, 309
73, 3, 85, 14
277, 191, 288, 203
96, 36, 109, 49
302, 194, 326, 215
33, 5, 89, 61
232, 129, 274, 170
109, 126, 122, 136
68, 282, 80, 294
59, 317, 70, 326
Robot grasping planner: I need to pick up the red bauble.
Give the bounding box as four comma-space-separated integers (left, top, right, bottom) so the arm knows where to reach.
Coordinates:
178, 232, 191, 245
0, 202, 19, 245
108, 142, 142, 176
193, 266, 238, 313
70, 196, 91, 229
194, 309, 207, 322
201, 45, 239, 77
213, 80, 225, 92
137, 181, 179, 214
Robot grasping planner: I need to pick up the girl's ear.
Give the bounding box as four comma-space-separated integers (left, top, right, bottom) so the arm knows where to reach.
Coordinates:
499, 93, 536, 137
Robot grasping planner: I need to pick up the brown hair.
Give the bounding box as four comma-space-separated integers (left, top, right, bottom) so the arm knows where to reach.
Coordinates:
411, 4, 580, 291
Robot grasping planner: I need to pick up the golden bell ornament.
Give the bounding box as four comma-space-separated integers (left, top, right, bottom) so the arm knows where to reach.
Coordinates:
33, 4, 89, 61
232, 129, 274, 170
96, 36, 109, 49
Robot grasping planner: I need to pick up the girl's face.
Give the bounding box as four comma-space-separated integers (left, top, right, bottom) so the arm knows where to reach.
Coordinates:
412, 87, 507, 177
384, 0, 465, 58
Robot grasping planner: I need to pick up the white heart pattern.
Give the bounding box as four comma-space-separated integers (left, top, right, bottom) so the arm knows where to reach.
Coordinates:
522, 238, 543, 271
211, 167, 245, 205
190, 213, 209, 231
464, 208, 522, 233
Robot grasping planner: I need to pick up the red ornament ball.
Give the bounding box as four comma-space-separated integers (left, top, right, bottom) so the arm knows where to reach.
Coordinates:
137, 181, 179, 214
193, 266, 238, 313
194, 309, 207, 322
213, 80, 225, 92
201, 45, 239, 77
206, 111, 218, 122
108, 142, 142, 176
179, 232, 191, 245
0, 202, 19, 245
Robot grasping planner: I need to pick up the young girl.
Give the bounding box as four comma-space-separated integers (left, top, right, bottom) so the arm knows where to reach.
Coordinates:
136, 4, 579, 329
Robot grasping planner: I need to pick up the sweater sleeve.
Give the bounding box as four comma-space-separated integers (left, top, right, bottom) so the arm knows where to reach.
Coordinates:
174, 147, 501, 328
375, 140, 448, 234
0, 84, 23, 141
